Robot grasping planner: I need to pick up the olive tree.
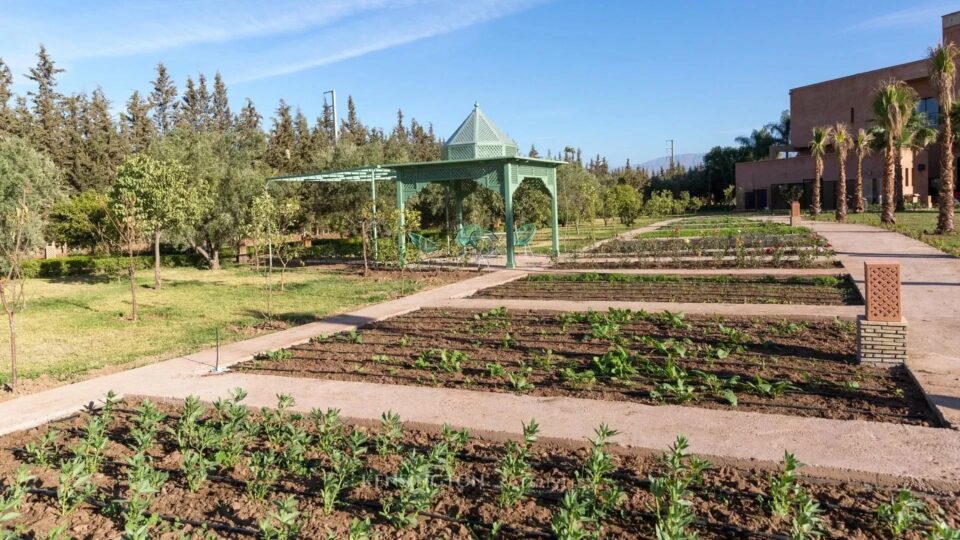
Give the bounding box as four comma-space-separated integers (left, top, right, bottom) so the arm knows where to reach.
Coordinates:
110, 154, 197, 290
0, 137, 63, 390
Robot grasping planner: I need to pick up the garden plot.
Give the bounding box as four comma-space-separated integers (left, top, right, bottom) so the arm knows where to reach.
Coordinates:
2, 395, 957, 539
563, 231, 836, 269
472, 273, 863, 305
235, 308, 936, 425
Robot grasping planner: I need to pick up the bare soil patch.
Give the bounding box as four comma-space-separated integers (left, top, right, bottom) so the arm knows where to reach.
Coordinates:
1, 397, 956, 539
235, 308, 936, 426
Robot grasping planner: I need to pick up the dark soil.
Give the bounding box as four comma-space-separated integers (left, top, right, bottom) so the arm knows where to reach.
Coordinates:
2, 399, 956, 539
473, 274, 863, 305
235, 308, 937, 426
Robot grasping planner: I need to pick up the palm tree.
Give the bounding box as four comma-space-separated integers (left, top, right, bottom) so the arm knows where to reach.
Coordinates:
766, 110, 791, 146
853, 128, 873, 213
930, 42, 959, 233
890, 110, 938, 211
832, 123, 852, 221
872, 80, 918, 224
809, 126, 831, 216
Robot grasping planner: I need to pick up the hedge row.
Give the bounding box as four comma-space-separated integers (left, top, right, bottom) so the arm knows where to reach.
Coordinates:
22, 253, 207, 279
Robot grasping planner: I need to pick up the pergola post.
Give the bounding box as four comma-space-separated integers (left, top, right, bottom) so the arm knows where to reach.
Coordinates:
454, 180, 464, 231
396, 181, 406, 265
370, 170, 378, 259
502, 164, 517, 269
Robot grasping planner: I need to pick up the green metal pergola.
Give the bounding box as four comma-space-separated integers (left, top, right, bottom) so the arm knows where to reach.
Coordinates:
269, 103, 564, 268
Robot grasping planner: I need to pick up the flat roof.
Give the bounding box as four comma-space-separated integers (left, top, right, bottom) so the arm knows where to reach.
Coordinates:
789, 58, 927, 94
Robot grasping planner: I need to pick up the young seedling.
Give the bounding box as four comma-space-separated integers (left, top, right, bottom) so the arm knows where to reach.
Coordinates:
129, 399, 166, 454
591, 346, 637, 379
72, 415, 109, 474
0, 467, 35, 531
123, 454, 169, 540
57, 457, 95, 515
320, 444, 365, 514
24, 429, 60, 468
246, 451, 282, 501
574, 424, 624, 526
259, 495, 304, 540
648, 436, 711, 540
790, 490, 824, 540
497, 419, 539, 507
551, 490, 596, 540
506, 367, 535, 393
380, 450, 441, 529
486, 362, 505, 378
876, 490, 927, 537
346, 518, 373, 540
765, 451, 801, 518
181, 449, 211, 492
375, 411, 404, 456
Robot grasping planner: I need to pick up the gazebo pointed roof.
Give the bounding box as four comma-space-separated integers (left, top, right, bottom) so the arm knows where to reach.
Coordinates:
441, 102, 519, 160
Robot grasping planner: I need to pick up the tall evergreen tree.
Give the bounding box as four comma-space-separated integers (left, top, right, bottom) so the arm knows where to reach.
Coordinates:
236, 98, 262, 133
293, 108, 312, 171
25, 45, 65, 161
149, 62, 178, 135
342, 95, 366, 146
85, 88, 124, 191
196, 73, 211, 130
60, 93, 89, 191
125, 90, 155, 154
0, 58, 13, 137
211, 72, 231, 132
528, 144, 539, 157
266, 99, 295, 171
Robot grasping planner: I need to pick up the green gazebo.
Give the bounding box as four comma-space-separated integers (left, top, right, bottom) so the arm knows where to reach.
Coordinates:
270, 103, 564, 268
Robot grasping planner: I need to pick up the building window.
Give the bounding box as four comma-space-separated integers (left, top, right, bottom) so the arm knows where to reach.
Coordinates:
850, 107, 855, 123
917, 97, 939, 126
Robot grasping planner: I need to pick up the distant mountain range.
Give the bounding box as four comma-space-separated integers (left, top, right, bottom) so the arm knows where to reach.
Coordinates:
637, 152, 705, 172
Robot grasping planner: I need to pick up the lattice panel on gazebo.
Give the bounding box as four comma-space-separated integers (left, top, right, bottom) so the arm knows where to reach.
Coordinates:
864, 262, 902, 322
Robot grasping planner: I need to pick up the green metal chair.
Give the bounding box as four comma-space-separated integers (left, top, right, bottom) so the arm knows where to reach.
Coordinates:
454, 224, 479, 264
514, 223, 537, 256
468, 227, 497, 268
408, 232, 440, 269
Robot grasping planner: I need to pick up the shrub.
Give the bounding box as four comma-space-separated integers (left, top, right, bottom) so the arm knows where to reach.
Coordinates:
21, 253, 207, 279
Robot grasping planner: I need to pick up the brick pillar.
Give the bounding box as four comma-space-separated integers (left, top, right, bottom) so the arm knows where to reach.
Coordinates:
857, 262, 907, 365
789, 201, 801, 227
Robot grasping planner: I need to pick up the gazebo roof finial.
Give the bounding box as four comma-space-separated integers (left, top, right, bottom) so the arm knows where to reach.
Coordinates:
443, 103, 518, 160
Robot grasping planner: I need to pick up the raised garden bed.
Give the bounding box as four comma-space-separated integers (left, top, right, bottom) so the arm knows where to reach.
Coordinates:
561, 233, 837, 269
472, 273, 863, 305
2, 396, 957, 539
235, 308, 937, 426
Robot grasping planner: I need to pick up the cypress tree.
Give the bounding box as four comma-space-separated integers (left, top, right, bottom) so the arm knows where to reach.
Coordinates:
25, 45, 65, 161
0, 58, 13, 137
211, 72, 231, 132
266, 99, 295, 171
125, 90, 155, 154
196, 73, 211, 130
149, 62, 178, 135
85, 88, 123, 191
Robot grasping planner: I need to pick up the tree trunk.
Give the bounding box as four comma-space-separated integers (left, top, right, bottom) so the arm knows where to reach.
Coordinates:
0, 283, 16, 392
894, 149, 905, 212
153, 229, 162, 290
128, 243, 138, 322
210, 249, 220, 271
882, 144, 896, 225
937, 111, 956, 233
811, 158, 822, 216
854, 155, 865, 213
836, 152, 848, 222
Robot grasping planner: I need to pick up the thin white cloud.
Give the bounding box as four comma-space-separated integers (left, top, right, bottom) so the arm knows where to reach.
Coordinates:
849, 3, 954, 31
228, 0, 543, 84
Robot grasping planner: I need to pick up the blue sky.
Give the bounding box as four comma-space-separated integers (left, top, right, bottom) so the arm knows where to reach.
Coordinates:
0, 0, 953, 166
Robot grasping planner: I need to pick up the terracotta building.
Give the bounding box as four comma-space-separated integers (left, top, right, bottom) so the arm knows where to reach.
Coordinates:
735, 10, 960, 210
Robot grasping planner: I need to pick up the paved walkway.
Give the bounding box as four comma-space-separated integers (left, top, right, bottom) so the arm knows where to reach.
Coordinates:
806, 219, 960, 427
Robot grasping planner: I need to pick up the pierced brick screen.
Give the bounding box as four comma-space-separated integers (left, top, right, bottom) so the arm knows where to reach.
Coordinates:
864, 262, 902, 322
790, 201, 800, 218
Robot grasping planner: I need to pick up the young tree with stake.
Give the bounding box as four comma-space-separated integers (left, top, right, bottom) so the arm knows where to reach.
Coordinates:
0, 137, 62, 391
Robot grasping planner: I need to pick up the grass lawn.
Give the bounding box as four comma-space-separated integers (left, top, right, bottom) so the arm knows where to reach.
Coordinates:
528, 217, 667, 254
813, 210, 960, 257
0, 265, 467, 389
